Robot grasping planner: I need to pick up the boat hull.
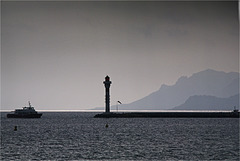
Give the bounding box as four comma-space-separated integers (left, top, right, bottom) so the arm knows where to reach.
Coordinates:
7, 113, 42, 118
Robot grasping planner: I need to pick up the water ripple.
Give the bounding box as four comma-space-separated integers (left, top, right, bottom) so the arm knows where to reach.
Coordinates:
1, 112, 239, 160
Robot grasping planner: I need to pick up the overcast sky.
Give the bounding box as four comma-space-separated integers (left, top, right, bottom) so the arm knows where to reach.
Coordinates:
1, 1, 239, 110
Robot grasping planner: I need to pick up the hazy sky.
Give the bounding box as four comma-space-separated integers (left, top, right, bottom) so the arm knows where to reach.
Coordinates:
1, 1, 239, 110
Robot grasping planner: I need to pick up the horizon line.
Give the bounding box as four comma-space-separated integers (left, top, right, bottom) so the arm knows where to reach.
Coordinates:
0, 109, 233, 112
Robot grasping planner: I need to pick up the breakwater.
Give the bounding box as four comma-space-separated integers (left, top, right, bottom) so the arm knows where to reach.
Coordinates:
94, 111, 239, 118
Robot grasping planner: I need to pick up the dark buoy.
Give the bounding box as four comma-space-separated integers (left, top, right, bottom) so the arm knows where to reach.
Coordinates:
105, 124, 109, 128
14, 126, 17, 131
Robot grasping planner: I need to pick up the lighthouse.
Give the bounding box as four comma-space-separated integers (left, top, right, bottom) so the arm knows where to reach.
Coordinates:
104, 75, 112, 113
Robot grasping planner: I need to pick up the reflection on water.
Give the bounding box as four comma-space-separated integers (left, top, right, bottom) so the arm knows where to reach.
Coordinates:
1, 112, 239, 160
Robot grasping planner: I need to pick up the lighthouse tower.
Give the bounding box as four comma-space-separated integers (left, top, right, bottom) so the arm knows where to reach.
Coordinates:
103, 75, 112, 113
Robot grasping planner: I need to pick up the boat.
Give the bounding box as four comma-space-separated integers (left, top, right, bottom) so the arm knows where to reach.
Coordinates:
7, 101, 42, 118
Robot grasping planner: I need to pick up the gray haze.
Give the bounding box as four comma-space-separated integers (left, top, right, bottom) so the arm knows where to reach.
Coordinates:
1, 1, 239, 110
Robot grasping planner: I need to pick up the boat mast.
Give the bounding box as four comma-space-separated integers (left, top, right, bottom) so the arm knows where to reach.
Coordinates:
28, 101, 31, 107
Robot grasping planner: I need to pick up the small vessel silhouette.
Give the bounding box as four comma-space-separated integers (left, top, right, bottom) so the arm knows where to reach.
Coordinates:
7, 101, 42, 118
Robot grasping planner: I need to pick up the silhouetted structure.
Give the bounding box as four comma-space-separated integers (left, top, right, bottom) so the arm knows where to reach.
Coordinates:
94, 76, 240, 118
94, 111, 239, 118
104, 76, 112, 113
7, 101, 42, 118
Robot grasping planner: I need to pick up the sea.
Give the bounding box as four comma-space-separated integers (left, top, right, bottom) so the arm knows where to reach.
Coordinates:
1, 112, 239, 160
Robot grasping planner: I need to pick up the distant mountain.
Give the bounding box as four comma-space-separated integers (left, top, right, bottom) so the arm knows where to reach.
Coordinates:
173, 94, 239, 110
114, 69, 239, 110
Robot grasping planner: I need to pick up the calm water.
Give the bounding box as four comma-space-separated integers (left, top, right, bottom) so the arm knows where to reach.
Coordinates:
1, 112, 239, 160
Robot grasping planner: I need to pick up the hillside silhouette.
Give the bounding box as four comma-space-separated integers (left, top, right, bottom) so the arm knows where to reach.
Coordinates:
115, 69, 239, 110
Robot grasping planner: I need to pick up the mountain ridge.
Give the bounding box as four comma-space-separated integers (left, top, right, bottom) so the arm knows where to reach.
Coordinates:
112, 69, 239, 110
94, 69, 239, 111
173, 94, 239, 110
